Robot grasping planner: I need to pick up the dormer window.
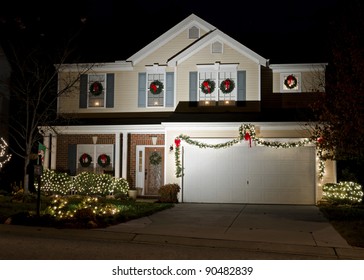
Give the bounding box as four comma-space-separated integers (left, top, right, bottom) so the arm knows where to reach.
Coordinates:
188, 26, 200, 39
211, 41, 223, 54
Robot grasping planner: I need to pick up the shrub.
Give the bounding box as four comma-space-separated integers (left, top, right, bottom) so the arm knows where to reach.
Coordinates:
322, 181, 363, 204
158, 183, 180, 203
38, 170, 129, 196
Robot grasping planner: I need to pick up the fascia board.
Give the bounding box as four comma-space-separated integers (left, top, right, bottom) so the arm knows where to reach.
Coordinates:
56, 61, 133, 72
270, 63, 328, 73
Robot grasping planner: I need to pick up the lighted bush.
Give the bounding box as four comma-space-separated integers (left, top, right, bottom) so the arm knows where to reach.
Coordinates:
158, 183, 180, 203
38, 170, 128, 196
322, 181, 363, 204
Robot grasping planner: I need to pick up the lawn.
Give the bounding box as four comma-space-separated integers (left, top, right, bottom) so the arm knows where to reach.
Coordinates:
319, 205, 364, 248
0, 193, 174, 229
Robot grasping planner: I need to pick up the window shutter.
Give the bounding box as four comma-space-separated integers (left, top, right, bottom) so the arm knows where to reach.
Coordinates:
79, 74, 88, 108
189, 72, 198, 102
138, 72, 146, 107
106, 73, 114, 108
237, 71, 246, 101
165, 72, 174, 107
68, 144, 77, 176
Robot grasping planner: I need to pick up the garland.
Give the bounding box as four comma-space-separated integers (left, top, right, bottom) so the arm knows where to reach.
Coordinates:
98, 154, 111, 168
284, 74, 298, 89
149, 80, 164, 94
149, 151, 162, 165
79, 153, 92, 167
220, 78, 235, 93
174, 124, 323, 178
200, 79, 216, 94
89, 81, 103, 96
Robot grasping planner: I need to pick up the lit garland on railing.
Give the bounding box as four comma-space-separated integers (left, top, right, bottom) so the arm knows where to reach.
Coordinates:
174, 123, 324, 178
0, 137, 12, 169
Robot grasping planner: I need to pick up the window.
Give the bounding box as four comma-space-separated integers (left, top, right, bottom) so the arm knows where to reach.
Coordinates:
88, 74, 106, 107
146, 65, 166, 107
197, 63, 238, 105
77, 144, 114, 174
188, 26, 199, 39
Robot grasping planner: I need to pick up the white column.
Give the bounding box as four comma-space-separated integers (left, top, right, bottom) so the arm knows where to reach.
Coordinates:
50, 135, 57, 170
121, 132, 128, 179
43, 135, 50, 169
114, 133, 120, 178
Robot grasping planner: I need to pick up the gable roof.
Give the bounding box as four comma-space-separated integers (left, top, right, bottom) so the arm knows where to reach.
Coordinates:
127, 13, 267, 67
167, 29, 268, 66
127, 14, 215, 65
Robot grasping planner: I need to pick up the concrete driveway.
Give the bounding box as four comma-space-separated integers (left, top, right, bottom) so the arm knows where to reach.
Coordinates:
100, 203, 350, 248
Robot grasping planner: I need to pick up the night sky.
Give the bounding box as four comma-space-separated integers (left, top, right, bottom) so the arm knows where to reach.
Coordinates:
1, 0, 344, 64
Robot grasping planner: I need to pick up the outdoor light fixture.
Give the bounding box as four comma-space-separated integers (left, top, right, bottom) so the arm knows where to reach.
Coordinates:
151, 136, 157, 145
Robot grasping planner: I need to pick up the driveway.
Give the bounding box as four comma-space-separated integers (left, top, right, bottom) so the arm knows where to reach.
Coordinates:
100, 203, 350, 248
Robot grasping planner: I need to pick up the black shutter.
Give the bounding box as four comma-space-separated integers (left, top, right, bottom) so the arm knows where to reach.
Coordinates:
106, 73, 114, 108
79, 74, 88, 108
189, 72, 198, 101
237, 71, 246, 101
138, 73, 146, 107
165, 72, 174, 107
68, 144, 77, 176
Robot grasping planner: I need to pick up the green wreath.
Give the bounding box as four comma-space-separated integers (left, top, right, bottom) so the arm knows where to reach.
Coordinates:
149, 80, 164, 94
200, 79, 216, 94
97, 154, 111, 168
284, 75, 298, 89
89, 81, 103, 96
149, 151, 162, 166
79, 153, 92, 167
219, 78, 235, 93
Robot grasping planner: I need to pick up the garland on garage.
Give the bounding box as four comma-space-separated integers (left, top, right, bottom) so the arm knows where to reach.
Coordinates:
174, 123, 325, 179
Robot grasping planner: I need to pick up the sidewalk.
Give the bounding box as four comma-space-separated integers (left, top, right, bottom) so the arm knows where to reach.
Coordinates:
96, 203, 364, 259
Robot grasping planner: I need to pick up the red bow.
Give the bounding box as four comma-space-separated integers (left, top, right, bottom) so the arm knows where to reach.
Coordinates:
244, 132, 251, 147
150, 83, 157, 93
203, 81, 211, 93
174, 138, 181, 147
224, 80, 230, 90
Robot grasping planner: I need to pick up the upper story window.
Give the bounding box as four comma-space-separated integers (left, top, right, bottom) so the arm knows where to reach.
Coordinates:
88, 74, 106, 107
197, 63, 238, 105
188, 26, 200, 39
146, 65, 166, 107
280, 73, 301, 92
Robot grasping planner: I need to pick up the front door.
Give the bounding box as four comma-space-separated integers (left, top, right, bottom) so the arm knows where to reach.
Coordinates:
144, 147, 164, 195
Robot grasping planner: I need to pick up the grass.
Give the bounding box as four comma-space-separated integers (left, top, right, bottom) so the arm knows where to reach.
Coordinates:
319, 204, 364, 248
0, 193, 174, 229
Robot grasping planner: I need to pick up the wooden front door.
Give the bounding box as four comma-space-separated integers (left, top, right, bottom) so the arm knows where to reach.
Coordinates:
144, 147, 164, 195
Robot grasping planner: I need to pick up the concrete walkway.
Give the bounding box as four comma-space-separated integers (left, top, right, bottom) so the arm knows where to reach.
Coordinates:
97, 203, 364, 259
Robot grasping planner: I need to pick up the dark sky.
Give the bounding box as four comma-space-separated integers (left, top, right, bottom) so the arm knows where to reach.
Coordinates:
1, 0, 344, 64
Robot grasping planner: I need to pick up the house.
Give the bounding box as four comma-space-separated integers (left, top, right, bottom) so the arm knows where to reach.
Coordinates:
39, 14, 334, 204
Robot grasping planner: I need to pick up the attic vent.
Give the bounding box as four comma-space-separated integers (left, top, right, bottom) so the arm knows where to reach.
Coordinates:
189, 26, 199, 39
211, 41, 223, 53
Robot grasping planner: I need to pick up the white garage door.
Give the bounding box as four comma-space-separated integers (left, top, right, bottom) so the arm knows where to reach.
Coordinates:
183, 140, 315, 204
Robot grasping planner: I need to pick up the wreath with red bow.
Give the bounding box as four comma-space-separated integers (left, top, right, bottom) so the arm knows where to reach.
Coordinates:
89, 81, 103, 96
149, 80, 164, 94
284, 75, 298, 89
220, 78, 235, 93
97, 154, 111, 168
200, 79, 216, 94
79, 153, 92, 167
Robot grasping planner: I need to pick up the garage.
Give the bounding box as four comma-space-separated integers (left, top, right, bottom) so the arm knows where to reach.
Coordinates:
182, 139, 316, 204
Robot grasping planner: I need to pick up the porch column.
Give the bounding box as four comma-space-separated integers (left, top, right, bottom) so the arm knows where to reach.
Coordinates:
43, 135, 50, 169
114, 133, 120, 178
50, 135, 57, 170
121, 131, 128, 179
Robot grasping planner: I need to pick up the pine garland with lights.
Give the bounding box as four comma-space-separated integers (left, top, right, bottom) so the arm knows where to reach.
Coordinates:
79, 153, 92, 167
174, 123, 319, 178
